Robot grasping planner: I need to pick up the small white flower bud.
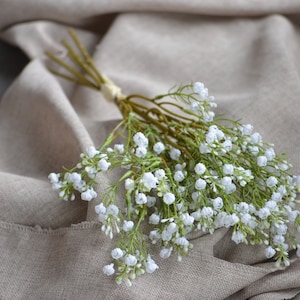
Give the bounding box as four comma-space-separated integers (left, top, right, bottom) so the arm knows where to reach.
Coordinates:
153, 142, 165, 154
149, 213, 160, 225
133, 132, 148, 147
195, 178, 206, 190
194, 163, 206, 175
135, 193, 147, 205
125, 254, 138, 266
123, 220, 134, 232
125, 178, 135, 191
103, 263, 115, 276
111, 248, 124, 260
163, 193, 176, 205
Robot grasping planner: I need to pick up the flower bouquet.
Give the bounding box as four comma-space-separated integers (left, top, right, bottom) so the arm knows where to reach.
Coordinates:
47, 29, 300, 287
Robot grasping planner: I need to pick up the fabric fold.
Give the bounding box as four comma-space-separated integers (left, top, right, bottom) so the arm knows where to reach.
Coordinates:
1, 1, 300, 299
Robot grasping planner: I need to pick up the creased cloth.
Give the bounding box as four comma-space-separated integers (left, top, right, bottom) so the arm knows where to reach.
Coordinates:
0, 1, 300, 299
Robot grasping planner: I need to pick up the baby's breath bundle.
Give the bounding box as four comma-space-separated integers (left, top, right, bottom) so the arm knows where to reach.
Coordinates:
48, 29, 300, 287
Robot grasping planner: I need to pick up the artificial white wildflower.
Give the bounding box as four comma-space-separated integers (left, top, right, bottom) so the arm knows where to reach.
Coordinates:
103, 263, 115, 276
273, 235, 285, 245
229, 213, 240, 226
144, 257, 159, 273
166, 222, 177, 234
223, 164, 234, 175
191, 209, 201, 221
201, 207, 214, 218
266, 176, 278, 188
81, 188, 97, 201
279, 163, 289, 171
194, 163, 206, 175
149, 213, 160, 225
257, 155, 268, 167
154, 169, 166, 180
175, 236, 189, 247
95, 203, 106, 215
161, 229, 173, 242
153, 142, 165, 154
285, 205, 299, 222
235, 202, 249, 214
231, 230, 245, 244
58, 190, 66, 198
221, 177, 236, 194
162, 223, 177, 242
257, 207, 271, 219
125, 178, 135, 191
125, 254, 138, 266
86, 146, 99, 158
248, 146, 259, 156
206, 131, 216, 144
195, 178, 207, 190
149, 229, 161, 244
240, 213, 252, 225
123, 220, 134, 232
140, 172, 158, 190
177, 203, 184, 213
163, 193, 176, 205
107, 204, 119, 216
174, 170, 185, 182
135, 147, 147, 158
85, 166, 97, 178
222, 140, 232, 152
175, 163, 186, 171
48, 172, 60, 184
135, 193, 147, 205
160, 247, 172, 259
111, 248, 124, 260
209, 125, 224, 140
193, 82, 205, 94
293, 175, 300, 185
240, 124, 253, 135
73, 179, 86, 192
114, 144, 124, 154
170, 148, 181, 160
146, 196, 156, 207
190, 100, 199, 112
199, 142, 211, 154
251, 132, 262, 144
51, 181, 62, 190
181, 213, 194, 226
211, 197, 223, 210
133, 132, 148, 147
221, 176, 232, 187
199, 87, 208, 100
203, 111, 215, 122
67, 172, 82, 183
98, 158, 111, 171
271, 192, 282, 202
265, 200, 278, 212
275, 224, 287, 235
265, 148, 275, 161
214, 212, 228, 227
265, 246, 276, 259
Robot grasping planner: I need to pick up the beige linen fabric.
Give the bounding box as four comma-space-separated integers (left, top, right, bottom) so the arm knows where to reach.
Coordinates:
0, 1, 300, 299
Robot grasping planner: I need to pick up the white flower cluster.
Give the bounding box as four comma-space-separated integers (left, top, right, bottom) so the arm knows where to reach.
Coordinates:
103, 248, 158, 287
49, 147, 113, 201
49, 82, 300, 286
191, 82, 216, 122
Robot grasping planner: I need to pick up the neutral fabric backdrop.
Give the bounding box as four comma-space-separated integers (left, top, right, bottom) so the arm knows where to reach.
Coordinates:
0, 1, 300, 299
